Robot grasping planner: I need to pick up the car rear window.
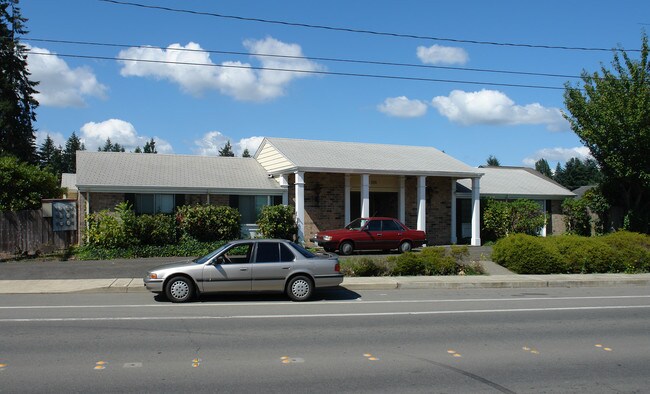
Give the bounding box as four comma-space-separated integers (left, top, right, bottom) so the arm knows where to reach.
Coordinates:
292, 243, 316, 258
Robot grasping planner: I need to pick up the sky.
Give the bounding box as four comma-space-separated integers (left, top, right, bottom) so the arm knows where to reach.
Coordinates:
19, 0, 650, 168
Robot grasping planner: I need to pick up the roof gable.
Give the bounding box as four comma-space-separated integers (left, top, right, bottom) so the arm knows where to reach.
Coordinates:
256, 137, 482, 177
457, 167, 575, 199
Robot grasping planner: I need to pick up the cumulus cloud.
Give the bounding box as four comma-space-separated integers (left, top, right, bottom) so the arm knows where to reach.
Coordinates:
377, 96, 427, 118
194, 132, 264, 156
522, 146, 592, 166
79, 119, 173, 153
118, 37, 322, 101
431, 89, 569, 131
417, 45, 469, 65
25, 45, 107, 107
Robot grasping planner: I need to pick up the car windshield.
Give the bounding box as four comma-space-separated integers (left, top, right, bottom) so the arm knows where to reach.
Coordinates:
345, 218, 368, 230
292, 242, 316, 258
193, 243, 231, 264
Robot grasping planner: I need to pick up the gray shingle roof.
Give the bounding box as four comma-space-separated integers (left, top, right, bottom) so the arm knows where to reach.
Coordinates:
76, 152, 282, 193
457, 167, 575, 199
260, 137, 482, 177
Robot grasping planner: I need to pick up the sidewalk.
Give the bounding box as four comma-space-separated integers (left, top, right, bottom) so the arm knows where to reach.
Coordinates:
1, 273, 650, 294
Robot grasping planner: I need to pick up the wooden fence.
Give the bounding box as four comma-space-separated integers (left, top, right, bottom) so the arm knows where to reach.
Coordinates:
0, 210, 77, 258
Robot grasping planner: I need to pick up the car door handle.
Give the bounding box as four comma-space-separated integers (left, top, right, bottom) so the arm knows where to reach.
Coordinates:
240, 267, 248, 271
282, 266, 291, 270
377, 233, 382, 236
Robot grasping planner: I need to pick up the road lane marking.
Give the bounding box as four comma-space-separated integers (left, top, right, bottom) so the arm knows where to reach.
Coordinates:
522, 346, 540, 355
2, 295, 650, 310
364, 353, 379, 361
595, 344, 613, 352
192, 358, 201, 367
94, 361, 107, 370
3, 304, 650, 322
280, 356, 304, 364
447, 349, 462, 358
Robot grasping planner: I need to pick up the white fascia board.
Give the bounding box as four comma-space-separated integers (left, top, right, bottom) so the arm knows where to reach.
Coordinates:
456, 193, 575, 200
76, 185, 284, 195
275, 167, 484, 178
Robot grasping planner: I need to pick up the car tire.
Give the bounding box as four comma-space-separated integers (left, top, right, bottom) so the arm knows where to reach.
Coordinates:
339, 241, 354, 255
165, 276, 194, 303
398, 241, 412, 254
286, 275, 313, 302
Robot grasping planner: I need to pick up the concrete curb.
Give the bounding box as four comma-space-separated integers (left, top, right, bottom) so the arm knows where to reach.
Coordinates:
1, 274, 650, 294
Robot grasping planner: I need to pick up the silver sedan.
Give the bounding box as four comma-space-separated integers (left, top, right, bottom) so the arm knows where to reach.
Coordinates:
144, 239, 343, 302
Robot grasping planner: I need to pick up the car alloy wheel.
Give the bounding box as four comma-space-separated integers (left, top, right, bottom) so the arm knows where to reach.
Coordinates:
339, 241, 354, 255
399, 241, 412, 253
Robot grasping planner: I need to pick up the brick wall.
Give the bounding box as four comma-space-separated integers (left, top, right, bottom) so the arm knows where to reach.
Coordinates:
404, 176, 452, 245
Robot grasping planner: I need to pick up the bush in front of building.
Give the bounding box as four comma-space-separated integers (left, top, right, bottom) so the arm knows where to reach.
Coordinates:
256, 204, 298, 241
135, 213, 177, 246
483, 198, 547, 239
85, 202, 138, 249
176, 204, 241, 242
492, 231, 650, 274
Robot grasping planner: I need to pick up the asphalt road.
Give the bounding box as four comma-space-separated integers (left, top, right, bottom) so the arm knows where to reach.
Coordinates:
1, 286, 649, 393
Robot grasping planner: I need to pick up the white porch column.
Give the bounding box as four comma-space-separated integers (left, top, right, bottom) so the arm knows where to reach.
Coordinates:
279, 174, 289, 205
344, 174, 351, 224
399, 176, 406, 223
295, 171, 305, 243
417, 176, 426, 231
451, 178, 457, 244
361, 174, 370, 218
471, 177, 481, 246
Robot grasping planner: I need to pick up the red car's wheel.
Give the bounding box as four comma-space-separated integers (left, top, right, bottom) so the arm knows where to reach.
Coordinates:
339, 241, 354, 255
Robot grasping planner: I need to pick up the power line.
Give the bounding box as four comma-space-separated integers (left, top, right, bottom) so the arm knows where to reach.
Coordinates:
24, 37, 582, 80
99, 0, 639, 53
25, 49, 567, 91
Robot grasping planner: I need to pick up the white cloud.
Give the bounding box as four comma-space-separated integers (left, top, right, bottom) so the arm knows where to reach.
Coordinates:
193, 131, 229, 156
118, 37, 322, 101
431, 89, 569, 131
417, 45, 469, 65
26, 45, 107, 107
79, 119, 173, 153
377, 96, 427, 118
194, 132, 264, 156
522, 146, 592, 166
237, 136, 264, 156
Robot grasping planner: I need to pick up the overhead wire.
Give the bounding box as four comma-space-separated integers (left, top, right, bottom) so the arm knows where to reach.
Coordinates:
25, 49, 568, 91
99, 0, 639, 53
24, 37, 583, 80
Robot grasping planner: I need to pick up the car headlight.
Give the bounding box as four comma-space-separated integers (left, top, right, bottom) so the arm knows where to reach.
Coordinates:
148, 273, 160, 279
323, 235, 332, 241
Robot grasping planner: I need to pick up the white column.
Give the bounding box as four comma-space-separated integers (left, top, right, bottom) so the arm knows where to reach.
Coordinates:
344, 174, 351, 224
451, 178, 457, 244
399, 176, 406, 223
361, 174, 370, 218
295, 171, 305, 243
280, 174, 289, 205
471, 177, 481, 246
417, 176, 426, 231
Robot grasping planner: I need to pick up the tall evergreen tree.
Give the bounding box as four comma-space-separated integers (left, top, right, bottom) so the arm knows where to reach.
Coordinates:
99, 138, 125, 152
0, 0, 38, 163
62, 131, 84, 173
535, 158, 553, 178
242, 148, 251, 158
218, 140, 235, 157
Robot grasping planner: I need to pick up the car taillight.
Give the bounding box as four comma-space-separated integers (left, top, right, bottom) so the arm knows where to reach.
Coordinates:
334, 263, 340, 272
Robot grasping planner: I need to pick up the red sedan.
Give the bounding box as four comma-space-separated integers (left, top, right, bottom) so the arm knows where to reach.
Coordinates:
310, 217, 427, 255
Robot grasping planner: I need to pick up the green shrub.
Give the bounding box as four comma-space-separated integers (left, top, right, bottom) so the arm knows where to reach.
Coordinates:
602, 231, 650, 272
390, 252, 424, 276
256, 204, 297, 240
483, 199, 546, 238
0, 156, 62, 211
492, 234, 563, 274
419, 246, 458, 275
176, 204, 240, 242
135, 214, 177, 246
85, 202, 138, 249
562, 198, 592, 236
553, 235, 622, 273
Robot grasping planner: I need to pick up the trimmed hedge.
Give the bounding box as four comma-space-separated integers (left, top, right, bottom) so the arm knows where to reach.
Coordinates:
492, 231, 650, 274
75, 235, 226, 260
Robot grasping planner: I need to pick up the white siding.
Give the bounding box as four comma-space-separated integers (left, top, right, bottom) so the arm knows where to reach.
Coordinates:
256, 142, 294, 173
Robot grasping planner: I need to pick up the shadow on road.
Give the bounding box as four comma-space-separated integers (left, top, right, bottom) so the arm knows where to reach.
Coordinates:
152, 287, 361, 304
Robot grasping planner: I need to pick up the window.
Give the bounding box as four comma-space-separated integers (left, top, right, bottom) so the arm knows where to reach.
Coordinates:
366, 220, 381, 231
280, 243, 295, 262
256, 242, 280, 263
219, 243, 253, 264
381, 220, 402, 231
237, 195, 270, 224
134, 194, 175, 214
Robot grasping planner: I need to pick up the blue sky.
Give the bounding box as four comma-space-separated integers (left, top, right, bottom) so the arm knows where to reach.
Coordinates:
21, 0, 649, 167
